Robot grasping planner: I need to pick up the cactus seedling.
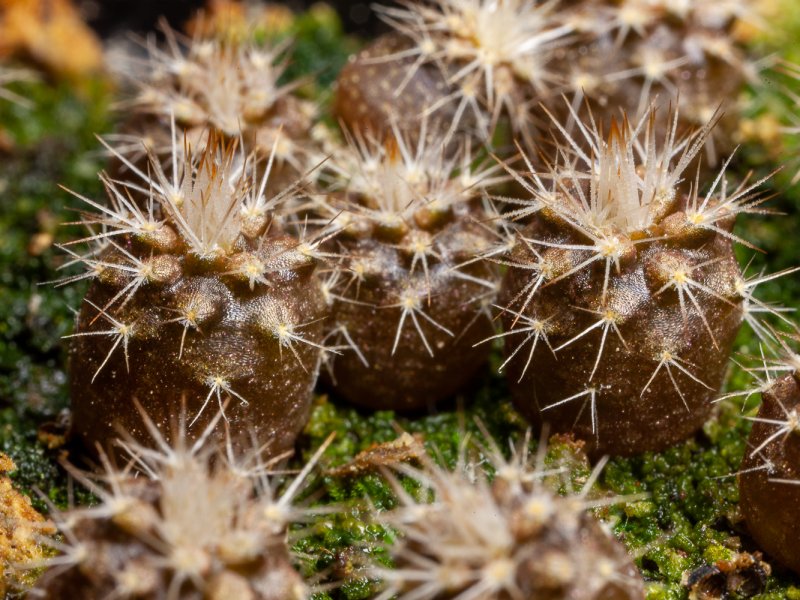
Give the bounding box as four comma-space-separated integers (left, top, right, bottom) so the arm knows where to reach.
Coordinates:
31, 409, 333, 600
63, 125, 329, 457
739, 341, 800, 575
314, 123, 504, 410
114, 26, 315, 189
552, 0, 762, 163
370, 433, 645, 599
335, 0, 572, 144
496, 106, 771, 455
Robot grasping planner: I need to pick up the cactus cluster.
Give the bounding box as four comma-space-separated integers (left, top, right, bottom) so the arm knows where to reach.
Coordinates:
335, 0, 760, 158
5, 0, 800, 596
61, 0, 783, 457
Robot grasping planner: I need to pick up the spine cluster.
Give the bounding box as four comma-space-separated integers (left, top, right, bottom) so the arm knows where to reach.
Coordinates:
370, 433, 645, 599
33, 412, 327, 600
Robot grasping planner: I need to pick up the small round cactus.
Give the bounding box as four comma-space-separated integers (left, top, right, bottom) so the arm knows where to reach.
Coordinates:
370, 433, 645, 599
552, 0, 762, 163
333, 33, 458, 139
63, 127, 328, 456
32, 411, 330, 600
313, 123, 503, 410
496, 107, 765, 455
113, 25, 315, 189
334, 0, 571, 144
739, 346, 800, 575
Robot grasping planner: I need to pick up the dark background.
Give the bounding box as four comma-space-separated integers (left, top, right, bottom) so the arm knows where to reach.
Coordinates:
79, 0, 394, 37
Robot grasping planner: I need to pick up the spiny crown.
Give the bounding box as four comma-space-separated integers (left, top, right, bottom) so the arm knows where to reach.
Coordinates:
130, 26, 300, 137
32, 411, 333, 600
371, 431, 643, 599
68, 124, 310, 268
375, 0, 571, 129
327, 123, 502, 235
515, 106, 770, 243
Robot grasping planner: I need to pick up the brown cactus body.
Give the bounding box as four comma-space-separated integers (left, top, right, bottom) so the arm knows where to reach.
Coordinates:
739, 373, 800, 575
66, 134, 327, 457
327, 227, 497, 410
497, 111, 751, 456
500, 208, 742, 455
70, 247, 324, 457
333, 33, 456, 139
315, 127, 502, 410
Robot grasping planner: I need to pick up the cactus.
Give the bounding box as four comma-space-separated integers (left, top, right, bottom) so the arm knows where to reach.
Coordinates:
370, 432, 645, 599
111, 26, 316, 190
333, 33, 459, 140
312, 123, 504, 410
495, 106, 775, 455
552, 0, 762, 164
739, 340, 800, 575
62, 126, 329, 457
31, 410, 332, 599
334, 0, 571, 144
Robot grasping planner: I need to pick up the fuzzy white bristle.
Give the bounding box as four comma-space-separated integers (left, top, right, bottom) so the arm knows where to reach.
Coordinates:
371, 432, 645, 599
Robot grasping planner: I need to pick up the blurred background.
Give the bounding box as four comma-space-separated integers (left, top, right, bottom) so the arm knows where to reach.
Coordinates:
79, 0, 392, 37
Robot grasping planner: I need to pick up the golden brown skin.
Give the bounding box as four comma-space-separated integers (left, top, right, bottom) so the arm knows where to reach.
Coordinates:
69, 232, 326, 459
739, 374, 800, 575
333, 33, 457, 139
326, 209, 497, 411
500, 200, 743, 456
